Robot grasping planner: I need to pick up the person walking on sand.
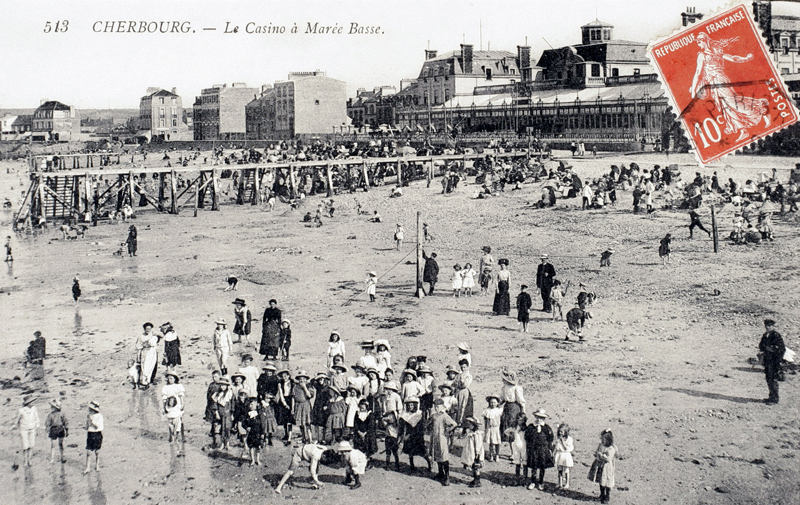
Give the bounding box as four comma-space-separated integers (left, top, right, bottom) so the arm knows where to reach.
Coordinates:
516, 285, 533, 332
135, 322, 159, 388
260, 299, 282, 361
126, 225, 137, 257
659, 233, 672, 265
536, 255, 556, 312
366, 272, 377, 302
232, 298, 252, 347
83, 401, 103, 474
213, 318, 233, 376
72, 275, 81, 306
479, 246, 495, 295
422, 250, 439, 295
759, 319, 786, 405
688, 209, 711, 239
160, 322, 181, 371
16, 395, 39, 467
45, 398, 68, 464
394, 223, 405, 250
492, 259, 511, 315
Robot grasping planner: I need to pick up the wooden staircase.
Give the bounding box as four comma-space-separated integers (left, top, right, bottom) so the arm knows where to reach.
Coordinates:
43, 176, 77, 219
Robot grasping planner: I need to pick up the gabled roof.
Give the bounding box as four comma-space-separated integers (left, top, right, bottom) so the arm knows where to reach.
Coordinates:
35, 101, 71, 111
142, 89, 179, 100
12, 115, 32, 127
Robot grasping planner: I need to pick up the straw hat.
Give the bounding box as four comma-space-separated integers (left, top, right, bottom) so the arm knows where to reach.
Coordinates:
50, 398, 62, 410
262, 363, 278, 372
230, 372, 246, 381
332, 364, 347, 372
485, 394, 501, 403
360, 340, 375, 349
215, 318, 227, 325
438, 384, 453, 392
368, 271, 377, 277
445, 365, 460, 376
23, 395, 36, 406
295, 370, 310, 380
540, 254, 548, 259
232, 298, 246, 305
277, 369, 292, 378
532, 408, 548, 418
314, 372, 329, 381
417, 364, 432, 375
165, 370, 179, 381
217, 377, 231, 385
88, 401, 101, 412
337, 440, 354, 452
404, 396, 420, 404
502, 370, 517, 385
383, 381, 399, 391
281, 320, 291, 327
374, 339, 391, 350
402, 368, 417, 378
463, 416, 479, 429
457, 342, 470, 352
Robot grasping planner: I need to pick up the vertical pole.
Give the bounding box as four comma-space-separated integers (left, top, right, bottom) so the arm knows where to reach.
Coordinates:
170, 169, 178, 214
194, 171, 200, 217
252, 168, 260, 205
93, 181, 99, 226
326, 163, 334, 197
711, 204, 719, 253
211, 168, 220, 211
289, 165, 297, 198
397, 160, 403, 187
158, 172, 166, 211
362, 161, 370, 191
37, 175, 46, 225
416, 210, 423, 297
129, 171, 135, 207
84, 174, 90, 215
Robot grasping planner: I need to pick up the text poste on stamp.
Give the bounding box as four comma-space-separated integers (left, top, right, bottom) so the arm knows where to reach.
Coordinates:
648, 3, 798, 165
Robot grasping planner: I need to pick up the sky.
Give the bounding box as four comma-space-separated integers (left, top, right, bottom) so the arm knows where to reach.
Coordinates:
2, 0, 800, 109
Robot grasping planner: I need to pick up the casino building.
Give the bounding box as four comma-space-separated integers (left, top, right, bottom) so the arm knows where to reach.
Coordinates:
391, 19, 671, 147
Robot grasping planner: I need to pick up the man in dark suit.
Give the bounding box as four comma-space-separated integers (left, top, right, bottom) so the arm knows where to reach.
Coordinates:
422, 250, 439, 295
759, 319, 786, 405
535, 255, 556, 312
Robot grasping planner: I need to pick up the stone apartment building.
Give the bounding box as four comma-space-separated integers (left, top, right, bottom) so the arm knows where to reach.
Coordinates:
193, 83, 259, 140
31, 100, 80, 141
139, 87, 188, 141
244, 71, 348, 140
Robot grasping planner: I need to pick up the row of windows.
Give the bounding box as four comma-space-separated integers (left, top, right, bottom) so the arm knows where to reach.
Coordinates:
156, 97, 178, 105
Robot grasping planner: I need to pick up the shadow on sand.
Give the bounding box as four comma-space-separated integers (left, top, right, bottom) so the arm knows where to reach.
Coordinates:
660, 387, 763, 404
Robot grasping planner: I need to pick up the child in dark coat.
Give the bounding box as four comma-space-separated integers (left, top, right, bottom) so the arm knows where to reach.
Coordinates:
525, 408, 554, 491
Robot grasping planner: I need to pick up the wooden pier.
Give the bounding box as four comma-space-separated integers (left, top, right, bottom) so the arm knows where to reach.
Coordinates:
14, 150, 530, 230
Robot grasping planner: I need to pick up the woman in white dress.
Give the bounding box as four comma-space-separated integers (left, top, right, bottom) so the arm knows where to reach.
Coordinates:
394, 223, 405, 251
135, 322, 159, 389
461, 263, 477, 296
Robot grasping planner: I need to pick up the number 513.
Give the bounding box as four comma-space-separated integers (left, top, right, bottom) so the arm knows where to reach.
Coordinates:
44, 21, 69, 33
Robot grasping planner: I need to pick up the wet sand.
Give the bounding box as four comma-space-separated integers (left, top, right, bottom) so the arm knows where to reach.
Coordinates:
1, 151, 798, 504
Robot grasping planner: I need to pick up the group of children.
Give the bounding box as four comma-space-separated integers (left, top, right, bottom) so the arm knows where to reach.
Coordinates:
15, 394, 104, 474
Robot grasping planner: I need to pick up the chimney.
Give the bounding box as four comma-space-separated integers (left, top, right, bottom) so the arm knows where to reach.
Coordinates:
461, 44, 473, 74
425, 49, 438, 60
171, 87, 177, 95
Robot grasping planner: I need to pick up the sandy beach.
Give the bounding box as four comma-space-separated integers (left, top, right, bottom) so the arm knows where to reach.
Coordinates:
1, 150, 798, 505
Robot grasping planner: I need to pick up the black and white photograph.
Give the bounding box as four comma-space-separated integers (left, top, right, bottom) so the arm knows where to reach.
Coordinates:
1, 1, 799, 503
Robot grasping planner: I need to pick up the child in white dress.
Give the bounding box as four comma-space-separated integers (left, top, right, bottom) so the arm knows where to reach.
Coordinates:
366, 272, 377, 302
461, 417, 485, 487
451, 264, 463, 297
483, 396, 503, 462
554, 423, 574, 489
506, 412, 528, 486
461, 263, 477, 296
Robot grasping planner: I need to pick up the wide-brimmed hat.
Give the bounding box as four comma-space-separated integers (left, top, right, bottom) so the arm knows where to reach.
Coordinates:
485, 394, 501, 403
332, 364, 347, 372
160, 322, 173, 330
281, 320, 291, 327
215, 318, 227, 325
351, 363, 365, 372
336, 441, 354, 451
295, 370, 310, 380
366, 367, 379, 376
457, 342, 470, 352
374, 339, 391, 350
368, 271, 377, 277
481, 246, 492, 253
232, 298, 245, 305
438, 384, 453, 392
404, 396, 420, 404
50, 398, 62, 410
498, 258, 510, 266
540, 254, 549, 259
230, 372, 246, 381
502, 370, 517, 385
22, 395, 36, 406
383, 381, 399, 391
445, 365, 460, 376
532, 408, 548, 418
277, 369, 291, 377
262, 363, 278, 372
314, 372, 329, 381
417, 364, 432, 375
360, 340, 375, 349
463, 416, 479, 429
402, 368, 417, 378
88, 401, 100, 412
606, 248, 615, 253
165, 370, 179, 380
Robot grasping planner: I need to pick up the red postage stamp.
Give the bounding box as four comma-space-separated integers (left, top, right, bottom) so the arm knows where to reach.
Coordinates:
649, 3, 798, 164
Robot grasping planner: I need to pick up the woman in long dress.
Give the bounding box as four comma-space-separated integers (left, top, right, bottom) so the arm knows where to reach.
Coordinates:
135, 322, 159, 389
161, 322, 181, 371
492, 259, 511, 315
451, 359, 474, 425
690, 32, 769, 142
260, 299, 282, 361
